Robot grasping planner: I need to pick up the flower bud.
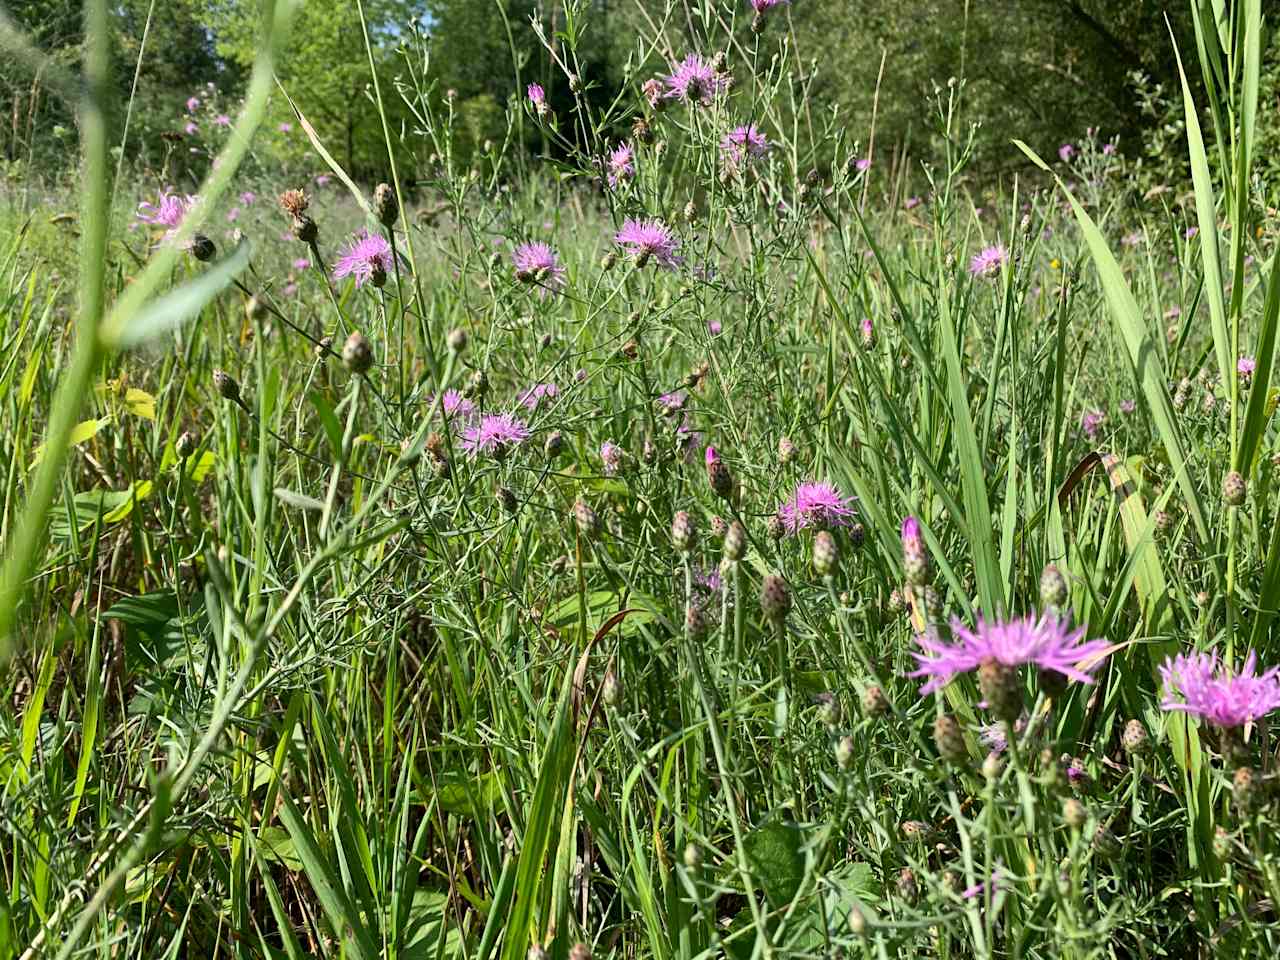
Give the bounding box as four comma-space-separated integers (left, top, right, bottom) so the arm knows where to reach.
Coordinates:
978, 657, 1022, 723
601, 670, 621, 707
671, 510, 697, 554
766, 514, 785, 541
683, 843, 703, 870
175, 430, 197, 459
896, 867, 918, 904
759, 574, 791, 624
568, 944, 590, 960
835, 735, 855, 770
777, 436, 796, 464
527, 946, 546, 960
342, 331, 373, 374
705, 446, 734, 500
465, 369, 488, 399
685, 604, 708, 639
1092, 821, 1119, 860
373, 182, 399, 227
315, 336, 333, 358
1062, 798, 1087, 830
544, 430, 564, 460
496, 487, 517, 514
847, 904, 867, 937
982, 750, 1004, 781
291, 214, 318, 243
1039, 563, 1068, 609
190, 234, 216, 262
213, 369, 241, 403
861, 685, 889, 718
1223, 470, 1246, 507
816, 693, 841, 729
1121, 719, 1148, 756
1233, 766, 1260, 814
447, 327, 468, 354
933, 714, 966, 763
574, 499, 600, 539
901, 516, 931, 586
1213, 826, 1232, 860
813, 530, 840, 577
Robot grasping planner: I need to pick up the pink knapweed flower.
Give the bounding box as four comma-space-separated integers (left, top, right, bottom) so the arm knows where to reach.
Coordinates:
1102, 143, 1116, 156
1122, 232, 1142, 247
909, 614, 1112, 695
460, 413, 531, 457
777, 481, 856, 533
665, 54, 727, 105
658, 391, 686, 414
855, 157, 871, 172
292, 257, 311, 271
708, 319, 722, 336
1185, 226, 1199, 240
750, 0, 788, 11
1058, 143, 1075, 162
512, 242, 566, 296
278, 122, 293, 133
436, 389, 477, 425
721, 125, 769, 165
1080, 409, 1105, 440
225, 207, 240, 223
969, 244, 1007, 277
642, 78, 664, 108
1159, 651, 1280, 728
186, 96, 200, 112
1237, 355, 1257, 377
1119, 399, 1136, 414
239, 191, 256, 205
607, 142, 635, 187
315, 174, 331, 187
904, 196, 922, 210
214, 114, 231, 127
333, 229, 394, 287
518, 382, 559, 410
137, 189, 196, 231
615, 218, 681, 268
184, 121, 199, 135
527, 83, 545, 107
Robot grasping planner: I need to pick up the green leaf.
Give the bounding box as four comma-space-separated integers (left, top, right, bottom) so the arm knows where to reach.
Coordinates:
31, 417, 109, 467
123, 387, 156, 420
743, 819, 805, 909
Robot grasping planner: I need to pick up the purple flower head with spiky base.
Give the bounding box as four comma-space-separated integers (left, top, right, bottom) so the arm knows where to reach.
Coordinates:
1080, 409, 1105, 440
1238, 355, 1257, 377
909, 614, 1112, 695
512, 242, 566, 296
436, 389, 476, 426
518, 382, 558, 411
460, 412, 531, 457
665, 54, 727, 105
750, 0, 789, 11
137, 188, 197, 232
658, 391, 687, 414
615, 218, 681, 269
777, 481, 856, 533
333, 229, 394, 287
721, 125, 769, 165
607, 143, 635, 187
600, 440, 624, 476
969, 245, 1007, 277
1159, 651, 1280, 728
1058, 143, 1075, 162
527, 83, 545, 107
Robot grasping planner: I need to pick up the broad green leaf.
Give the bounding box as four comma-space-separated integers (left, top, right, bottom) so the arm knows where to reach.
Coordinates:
123, 387, 156, 420
31, 417, 109, 467
102, 480, 153, 522
742, 819, 805, 908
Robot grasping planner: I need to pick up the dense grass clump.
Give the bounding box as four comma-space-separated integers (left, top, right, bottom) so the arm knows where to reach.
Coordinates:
4, 2, 1280, 958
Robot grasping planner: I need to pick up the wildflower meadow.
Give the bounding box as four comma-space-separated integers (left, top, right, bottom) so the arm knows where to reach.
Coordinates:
5, 0, 1280, 957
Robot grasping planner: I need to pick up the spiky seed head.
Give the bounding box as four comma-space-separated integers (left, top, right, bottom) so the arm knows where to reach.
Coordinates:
1223, 470, 1246, 507
175, 431, 197, 459
1040, 564, 1068, 609
212, 369, 241, 403
601, 670, 621, 707
766, 513, 785, 541
291, 214, 318, 243
982, 750, 1004, 781
723, 520, 747, 561
777, 435, 796, 464
835, 735, 854, 770
813, 530, 840, 578
683, 843, 703, 870
1062, 798, 1087, 830
279, 188, 309, 216
861, 685, 889, 717
544, 430, 564, 460
1233, 766, 1260, 814
671, 510, 697, 553
342, 331, 373, 374
759, 574, 791, 623
685, 604, 708, 639
896, 867, 918, 903
573, 499, 600, 539
373, 182, 399, 227
978, 657, 1023, 723
190, 234, 216, 262
933, 714, 966, 763
1121, 719, 1148, 756
446, 327, 468, 354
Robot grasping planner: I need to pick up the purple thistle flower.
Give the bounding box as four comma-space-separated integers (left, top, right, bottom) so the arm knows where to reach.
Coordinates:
721, 124, 769, 165
292, 257, 311, 271
909, 614, 1112, 695
518, 382, 559, 410
186, 96, 200, 113
1103, 143, 1117, 156
695, 566, 723, 594
225, 207, 240, 223
1119, 399, 1136, 414
607, 142, 635, 187
777, 481, 856, 533
855, 157, 871, 172
708, 319, 722, 336
600, 440, 624, 475
1238, 355, 1257, 376
527, 83, 545, 107
750, 0, 788, 11
333, 229, 394, 287
512, 242, 566, 296
664, 54, 727, 105
615, 218, 681, 269
278, 122, 293, 134
215, 114, 232, 127
904, 196, 922, 210
1159, 651, 1280, 728
239, 191, 256, 205
137, 188, 196, 231
969, 244, 1007, 277
460, 412, 531, 457
437, 389, 477, 425
658, 391, 687, 414
1080, 409, 1105, 440
184, 121, 199, 136
1058, 143, 1075, 162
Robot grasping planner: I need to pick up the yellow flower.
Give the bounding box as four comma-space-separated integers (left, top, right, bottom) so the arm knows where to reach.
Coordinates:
1050, 258, 1061, 270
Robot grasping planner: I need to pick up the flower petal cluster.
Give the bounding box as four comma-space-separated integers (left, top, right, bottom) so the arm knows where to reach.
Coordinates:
1159, 651, 1280, 728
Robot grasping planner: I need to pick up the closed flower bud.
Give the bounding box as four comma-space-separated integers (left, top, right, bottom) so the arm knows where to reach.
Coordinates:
709, 515, 727, 539
527, 946, 546, 960
982, 750, 1004, 781
212, 369, 241, 403
705, 447, 734, 500
896, 867, 918, 903
887, 588, 904, 613
1062, 797, 1087, 829
766, 514, 785, 540
574, 499, 600, 539
601, 250, 618, 271
816, 693, 841, 728
685, 604, 708, 639
900, 820, 929, 842
544, 430, 564, 459
1153, 509, 1172, 533
446, 327, 468, 354
175, 430, 197, 459
373, 182, 399, 227
1121, 719, 1148, 756
835, 735, 855, 770
848, 522, 866, 548
777, 436, 796, 464
601, 670, 621, 707
1223, 470, 1246, 507
291, 214, 318, 243
683, 843, 703, 870
861, 685, 889, 717
465, 369, 488, 399
496, 487, 517, 514
1233, 766, 1259, 814
759, 574, 791, 623
724, 520, 747, 561
315, 335, 333, 358
342, 331, 373, 374
813, 530, 839, 577
1213, 826, 1232, 860
190, 234, 216, 262
1092, 821, 1120, 860
1039, 564, 1068, 609
934, 714, 966, 763
978, 657, 1023, 723
245, 295, 268, 321
671, 510, 697, 553
901, 516, 931, 586
847, 904, 868, 937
